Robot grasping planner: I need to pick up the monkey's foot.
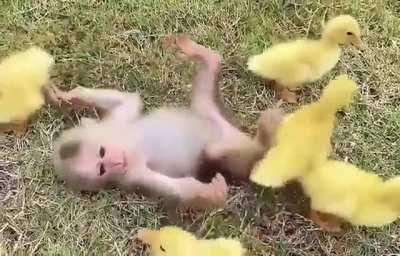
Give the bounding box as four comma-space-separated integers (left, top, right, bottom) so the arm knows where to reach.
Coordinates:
310, 210, 345, 233
209, 173, 229, 205
198, 173, 228, 208
279, 88, 297, 103
175, 34, 222, 72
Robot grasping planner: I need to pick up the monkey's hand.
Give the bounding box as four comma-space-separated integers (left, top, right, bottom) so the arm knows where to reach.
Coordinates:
45, 85, 70, 106
180, 173, 228, 210
124, 169, 228, 210
46, 85, 92, 108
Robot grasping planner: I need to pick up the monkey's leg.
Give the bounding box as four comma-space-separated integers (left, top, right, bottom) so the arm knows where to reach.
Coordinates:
175, 35, 233, 132
48, 86, 143, 122
176, 35, 265, 180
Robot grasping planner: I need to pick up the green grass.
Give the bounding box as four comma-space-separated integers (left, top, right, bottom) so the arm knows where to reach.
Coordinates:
1, 0, 399, 255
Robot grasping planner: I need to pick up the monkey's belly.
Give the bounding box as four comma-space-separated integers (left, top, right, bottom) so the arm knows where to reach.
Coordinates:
135, 108, 219, 178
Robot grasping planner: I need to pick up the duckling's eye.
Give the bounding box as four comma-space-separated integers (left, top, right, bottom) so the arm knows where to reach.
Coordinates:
160, 245, 166, 252
346, 31, 354, 35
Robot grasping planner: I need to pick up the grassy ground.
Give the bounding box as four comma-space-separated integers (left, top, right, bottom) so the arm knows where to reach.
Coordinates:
0, 0, 399, 255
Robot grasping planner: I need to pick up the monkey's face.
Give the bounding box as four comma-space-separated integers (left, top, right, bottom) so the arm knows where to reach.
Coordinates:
54, 125, 131, 191
71, 139, 127, 177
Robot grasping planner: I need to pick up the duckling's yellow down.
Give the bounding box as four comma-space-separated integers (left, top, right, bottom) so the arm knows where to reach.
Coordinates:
136, 226, 246, 256
0, 47, 54, 123
248, 39, 340, 87
247, 15, 361, 88
301, 160, 400, 226
250, 75, 358, 187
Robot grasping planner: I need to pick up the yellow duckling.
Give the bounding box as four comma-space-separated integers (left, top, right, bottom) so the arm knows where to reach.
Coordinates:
250, 74, 358, 188
247, 15, 361, 103
302, 160, 400, 227
0, 47, 54, 135
136, 226, 246, 256
251, 73, 400, 230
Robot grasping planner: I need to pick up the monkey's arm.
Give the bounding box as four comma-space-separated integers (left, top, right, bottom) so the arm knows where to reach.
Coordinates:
125, 168, 227, 209
48, 86, 143, 122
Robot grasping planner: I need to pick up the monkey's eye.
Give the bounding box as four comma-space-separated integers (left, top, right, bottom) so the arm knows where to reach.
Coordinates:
346, 31, 354, 35
99, 146, 105, 158
160, 245, 166, 252
99, 164, 106, 176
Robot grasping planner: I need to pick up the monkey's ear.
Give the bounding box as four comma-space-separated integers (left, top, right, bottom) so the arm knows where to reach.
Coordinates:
80, 117, 97, 127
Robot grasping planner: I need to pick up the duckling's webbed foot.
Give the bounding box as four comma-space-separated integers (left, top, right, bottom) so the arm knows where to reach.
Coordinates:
265, 80, 297, 103
279, 87, 297, 103
310, 210, 346, 233
264, 79, 276, 89
0, 120, 29, 136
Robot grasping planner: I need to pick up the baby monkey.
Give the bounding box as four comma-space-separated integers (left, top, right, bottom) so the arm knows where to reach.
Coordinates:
52, 35, 282, 209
